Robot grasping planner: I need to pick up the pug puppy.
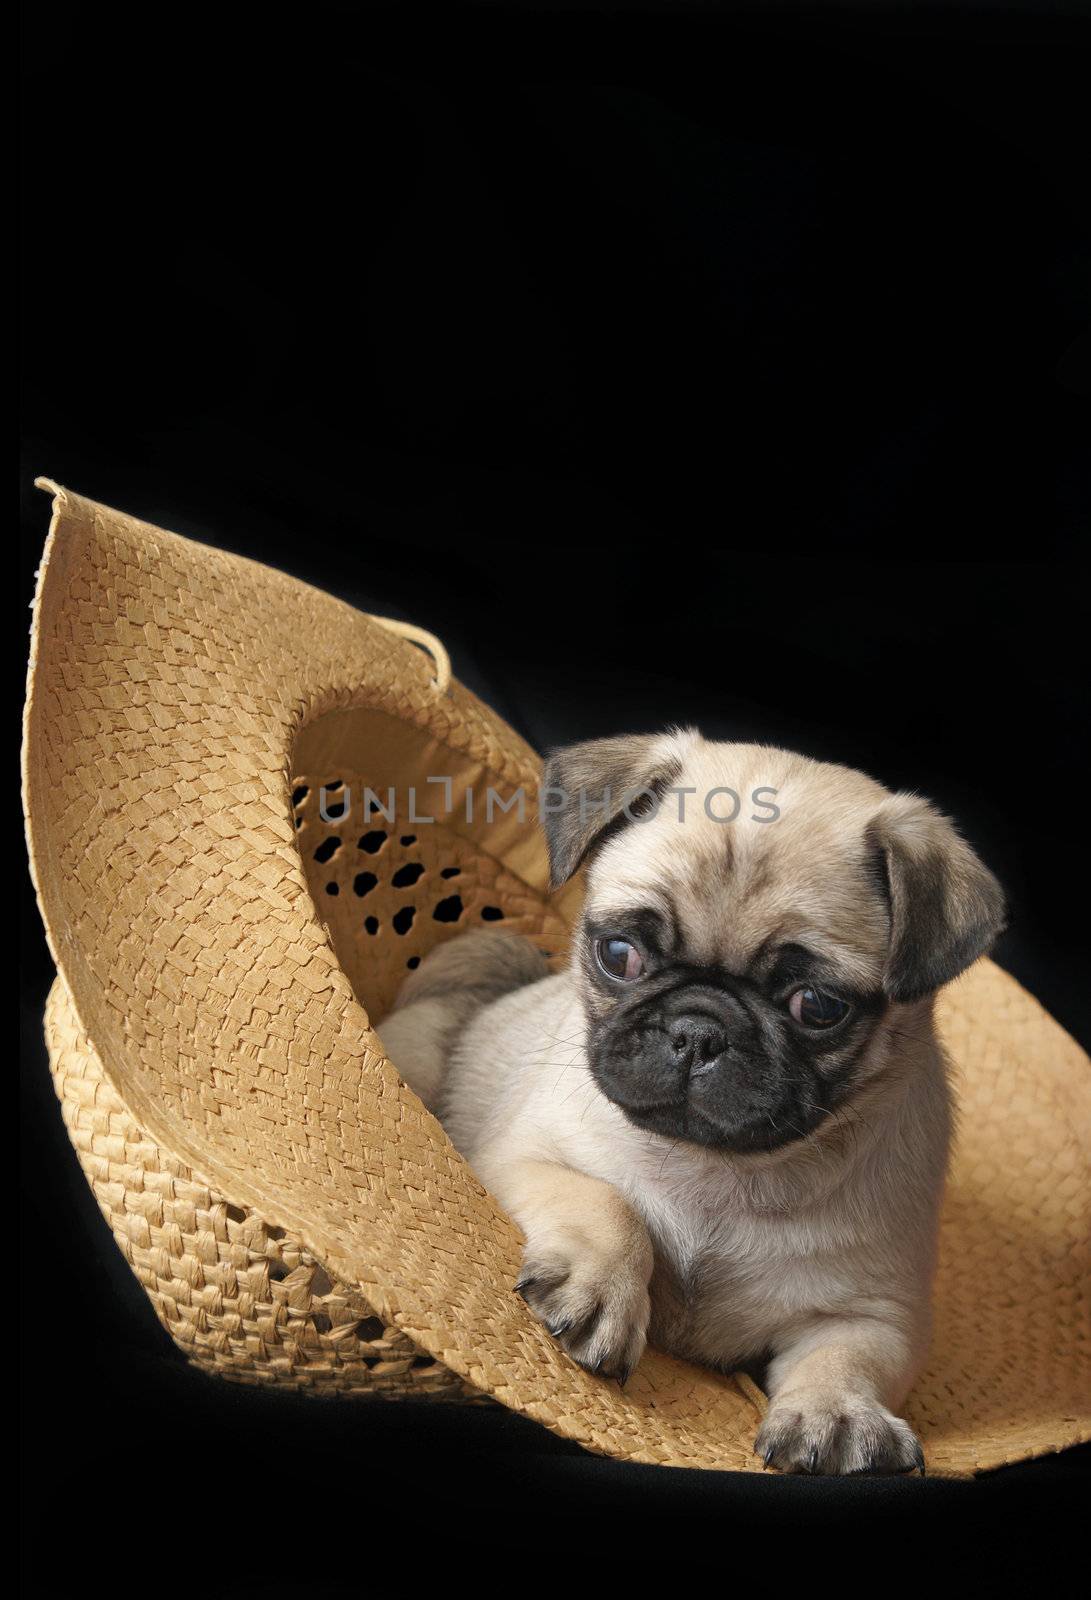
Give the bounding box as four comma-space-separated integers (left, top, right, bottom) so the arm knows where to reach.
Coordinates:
379, 729, 1005, 1474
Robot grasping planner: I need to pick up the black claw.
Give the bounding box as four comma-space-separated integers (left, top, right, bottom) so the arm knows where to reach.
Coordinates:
806, 1447, 822, 1475
548, 1318, 573, 1337
618, 1361, 634, 1387
513, 1276, 537, 1298
913, 1444, 926, 1476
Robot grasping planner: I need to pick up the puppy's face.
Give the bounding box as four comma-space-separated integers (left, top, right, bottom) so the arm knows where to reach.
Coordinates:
543, 730, 1005, 1156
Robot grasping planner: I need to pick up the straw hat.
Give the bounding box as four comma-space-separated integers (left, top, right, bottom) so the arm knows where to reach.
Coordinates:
23, 480, 1090, 1473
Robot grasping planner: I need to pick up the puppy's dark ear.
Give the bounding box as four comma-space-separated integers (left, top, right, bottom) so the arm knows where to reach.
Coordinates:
867, 794, 1007, 1003
541, 731, 693, 889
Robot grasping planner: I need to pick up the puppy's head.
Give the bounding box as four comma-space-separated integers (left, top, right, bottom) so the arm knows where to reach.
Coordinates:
542, 729, 1005, 1155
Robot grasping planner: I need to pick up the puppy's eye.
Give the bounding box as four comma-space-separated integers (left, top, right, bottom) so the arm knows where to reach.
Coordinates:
596, 938, 645, 982
788, 987, 851, 1028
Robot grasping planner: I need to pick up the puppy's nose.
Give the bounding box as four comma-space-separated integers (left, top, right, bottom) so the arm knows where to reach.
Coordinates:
668, 1014, 728, 1076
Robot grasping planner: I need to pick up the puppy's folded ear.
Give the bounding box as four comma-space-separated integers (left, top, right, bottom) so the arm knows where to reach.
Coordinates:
867, 794, 1007, 1003
541, 729, 696, 889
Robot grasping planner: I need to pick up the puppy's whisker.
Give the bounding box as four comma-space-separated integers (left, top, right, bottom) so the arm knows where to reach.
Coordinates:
548, 1051, 585, 1093
560, 1075, 600, 1109
527, 1030, 585, 1058
827, 1104, 862, 1162
577, 1091, 599, 1126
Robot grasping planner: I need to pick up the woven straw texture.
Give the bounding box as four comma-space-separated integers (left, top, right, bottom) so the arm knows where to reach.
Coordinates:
24, 482, 1090, 1474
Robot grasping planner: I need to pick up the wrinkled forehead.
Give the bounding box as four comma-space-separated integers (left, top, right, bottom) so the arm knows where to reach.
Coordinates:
584, 745, 891, 987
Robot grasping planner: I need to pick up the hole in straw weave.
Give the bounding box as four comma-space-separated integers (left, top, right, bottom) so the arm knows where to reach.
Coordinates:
224, 1203, 246, 1223
312, 1314, 332, 1334
364, 917, 380, 935
433, 895, 463, 923
326, 882, 339, 896
358, 830, 387, 854
481, 905, 504, 921
353, 872, 378, 897
356, 1317, 385, 1343
406, 956, 421, 970
313, 837, 340, 864
440, 866, 461, 879
309, 1265, 332, 1296
292, 785, 309, 806
391, 862, 425, 888
392, 906, 416, 936
400, 834, 416, 846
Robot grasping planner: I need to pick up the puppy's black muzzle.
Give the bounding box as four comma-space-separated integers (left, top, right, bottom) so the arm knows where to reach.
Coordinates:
589, 982, 800, 1152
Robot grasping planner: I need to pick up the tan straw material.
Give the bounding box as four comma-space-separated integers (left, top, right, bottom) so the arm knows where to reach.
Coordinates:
23, 481, 1091, 1473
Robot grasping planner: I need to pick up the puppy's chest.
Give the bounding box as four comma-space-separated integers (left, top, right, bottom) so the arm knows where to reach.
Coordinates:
636, 1189, 845, 1365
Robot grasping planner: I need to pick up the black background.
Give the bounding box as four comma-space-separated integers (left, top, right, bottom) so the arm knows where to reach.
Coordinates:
20, 2, 1088, 1589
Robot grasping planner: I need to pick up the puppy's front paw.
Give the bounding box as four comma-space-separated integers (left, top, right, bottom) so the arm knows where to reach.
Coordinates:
755, 1392, 925, 1476
515, 1243, 651, 1382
